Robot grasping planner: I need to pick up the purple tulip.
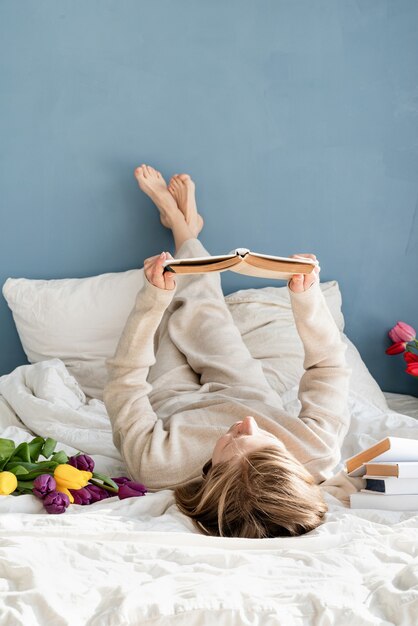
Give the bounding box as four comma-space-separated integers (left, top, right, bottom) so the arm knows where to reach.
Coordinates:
118, 481, 147, 500
43, 490, 70, 514
69, 486, 94, 505
111, 476, 132, 486
83, 484, 111, 503
33, 474, 57, 499
68, 453, 95, 472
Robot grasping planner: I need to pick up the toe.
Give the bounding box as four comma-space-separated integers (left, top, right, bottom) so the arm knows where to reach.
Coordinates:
179, 174, 190, 181
146, 165, 154, 176
135, 166, 146, 179
181, 174, 195, 187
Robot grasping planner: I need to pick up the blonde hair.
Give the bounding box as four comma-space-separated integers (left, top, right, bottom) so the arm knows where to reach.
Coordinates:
174, 445, 328, 538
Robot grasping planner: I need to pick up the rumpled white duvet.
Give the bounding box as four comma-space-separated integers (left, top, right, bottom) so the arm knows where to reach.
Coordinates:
0, 359, 418, 626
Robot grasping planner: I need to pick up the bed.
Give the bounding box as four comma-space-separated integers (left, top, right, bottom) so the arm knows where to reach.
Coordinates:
1, 272, 417, 625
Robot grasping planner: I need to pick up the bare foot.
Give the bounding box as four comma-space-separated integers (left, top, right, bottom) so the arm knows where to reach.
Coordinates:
134, 164, 180, 228
167, 174, 204, 237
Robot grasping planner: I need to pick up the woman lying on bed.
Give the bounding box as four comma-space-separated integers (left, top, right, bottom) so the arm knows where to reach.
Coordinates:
103, 164, 352, 538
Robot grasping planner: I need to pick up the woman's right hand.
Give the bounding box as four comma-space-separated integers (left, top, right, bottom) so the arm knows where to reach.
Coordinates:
144, 251, 177, 291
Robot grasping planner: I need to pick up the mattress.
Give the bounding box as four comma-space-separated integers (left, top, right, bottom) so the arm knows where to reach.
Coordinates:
0, 360, 417, 625
384, 391, 418, 420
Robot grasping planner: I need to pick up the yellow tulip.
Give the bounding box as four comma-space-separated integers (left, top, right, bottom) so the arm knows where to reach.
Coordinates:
54, 464, 92, 504
0, 471, 18, 495
55, 486, 75, 504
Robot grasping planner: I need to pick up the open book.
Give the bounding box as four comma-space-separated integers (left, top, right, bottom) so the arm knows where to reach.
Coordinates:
162, 248, 317, 280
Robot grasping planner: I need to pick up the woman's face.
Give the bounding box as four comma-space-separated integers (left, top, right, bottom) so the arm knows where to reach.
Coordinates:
211, 416, 285, 466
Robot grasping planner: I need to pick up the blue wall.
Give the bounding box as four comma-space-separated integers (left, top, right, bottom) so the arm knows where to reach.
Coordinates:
1, 1, 417, 396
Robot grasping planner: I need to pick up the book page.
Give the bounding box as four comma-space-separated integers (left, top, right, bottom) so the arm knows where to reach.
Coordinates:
162, 253, 236, 267
239, 254, 315, 278
163, 256, 242, 274
248, 251, 317, 266
230, 264, 295, 280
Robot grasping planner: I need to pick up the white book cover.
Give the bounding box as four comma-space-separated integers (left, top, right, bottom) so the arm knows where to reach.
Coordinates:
362, 437, 418, 462
350, 492, 418, 511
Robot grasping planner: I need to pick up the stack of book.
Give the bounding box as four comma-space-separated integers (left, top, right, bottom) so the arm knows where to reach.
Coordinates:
346, 437, 418, 510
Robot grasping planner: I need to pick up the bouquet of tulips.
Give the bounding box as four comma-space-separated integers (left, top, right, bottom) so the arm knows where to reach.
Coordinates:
0, 436, 147, 513
385, 321, 418, 379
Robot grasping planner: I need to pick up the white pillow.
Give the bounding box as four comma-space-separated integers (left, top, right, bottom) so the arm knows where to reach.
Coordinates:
2, 272, 388, 410
2, 270, 145, 400
224, 283, 388, 410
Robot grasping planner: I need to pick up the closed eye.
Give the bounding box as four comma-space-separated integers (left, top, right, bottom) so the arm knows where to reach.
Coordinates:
224, 435, 245, 450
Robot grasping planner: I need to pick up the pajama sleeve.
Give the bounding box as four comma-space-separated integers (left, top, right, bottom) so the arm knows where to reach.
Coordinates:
103, 277, 176, 477
287, 280, 352, 479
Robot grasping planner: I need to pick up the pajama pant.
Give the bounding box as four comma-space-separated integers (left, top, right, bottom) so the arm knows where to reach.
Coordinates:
147, 238, 285, 415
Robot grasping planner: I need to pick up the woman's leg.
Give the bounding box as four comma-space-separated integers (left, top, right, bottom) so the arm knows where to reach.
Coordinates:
167, 237, 282, 405
135, 166, 282, 406
134, 166, 202, 407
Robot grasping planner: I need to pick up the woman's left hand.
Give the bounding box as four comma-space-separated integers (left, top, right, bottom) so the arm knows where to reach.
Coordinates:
288, 253, 321, 293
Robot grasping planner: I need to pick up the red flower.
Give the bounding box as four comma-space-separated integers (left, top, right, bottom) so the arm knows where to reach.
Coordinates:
389, 321, 416, 343
404, 352, 418, 364
385, 342, 406, 355
406, 362, 418, 378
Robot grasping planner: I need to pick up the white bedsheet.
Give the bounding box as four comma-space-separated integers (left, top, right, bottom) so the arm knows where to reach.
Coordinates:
0, 359, 418, 626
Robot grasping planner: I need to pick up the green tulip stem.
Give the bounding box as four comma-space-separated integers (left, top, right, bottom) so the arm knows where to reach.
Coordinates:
89, 479, 119, 494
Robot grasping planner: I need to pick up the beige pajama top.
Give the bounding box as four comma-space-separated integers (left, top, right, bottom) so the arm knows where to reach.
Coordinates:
103, 238, 354, 495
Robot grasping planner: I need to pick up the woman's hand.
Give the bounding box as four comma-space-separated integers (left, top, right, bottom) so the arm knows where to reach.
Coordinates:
144, 251, 177, 291
288, 253, 321, 293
